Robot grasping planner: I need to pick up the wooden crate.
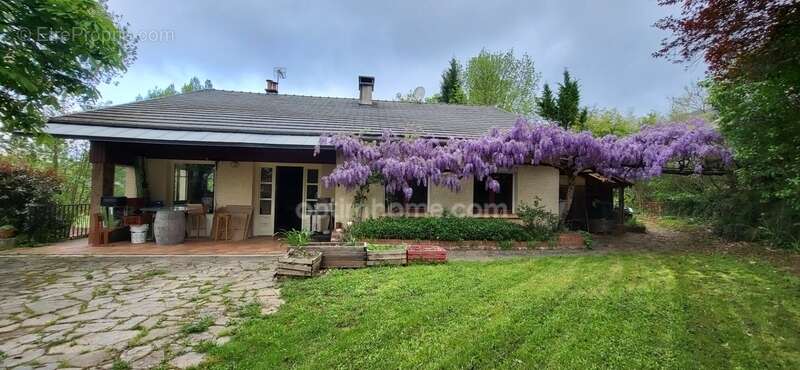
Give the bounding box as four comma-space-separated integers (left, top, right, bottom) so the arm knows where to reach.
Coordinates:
367, 249, 407, 266
407, 245, 447, 263
277, 251, 322, 277
306, 246, 367, 268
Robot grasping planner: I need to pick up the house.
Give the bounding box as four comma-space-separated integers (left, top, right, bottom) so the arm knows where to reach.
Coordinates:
44, 76, 567, 240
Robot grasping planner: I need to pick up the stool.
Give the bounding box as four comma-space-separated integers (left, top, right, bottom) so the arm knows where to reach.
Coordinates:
214, 213, 232, 240
186, 204, 207, 238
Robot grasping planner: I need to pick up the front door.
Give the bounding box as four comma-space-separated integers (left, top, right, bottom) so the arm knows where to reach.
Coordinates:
274, 166, 303, 233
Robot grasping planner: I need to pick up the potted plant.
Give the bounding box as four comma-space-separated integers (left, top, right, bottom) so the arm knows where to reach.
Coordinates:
0, 225, 17, 249
277, 230, 322, 277
366, 243, 407, 266
0, 225, 16, 239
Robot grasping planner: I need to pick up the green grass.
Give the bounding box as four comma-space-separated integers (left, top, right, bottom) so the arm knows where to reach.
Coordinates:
204, 254, 800, 369
656, 215, 706, 232
181, 316, 214, 334
111, 360, 131, 370
365, 243, 404, 251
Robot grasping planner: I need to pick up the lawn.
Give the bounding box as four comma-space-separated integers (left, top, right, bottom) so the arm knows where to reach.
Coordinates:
204, 253, 800, 369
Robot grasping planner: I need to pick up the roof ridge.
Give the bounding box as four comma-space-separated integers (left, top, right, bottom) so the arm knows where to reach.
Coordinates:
211, 88, 514, 112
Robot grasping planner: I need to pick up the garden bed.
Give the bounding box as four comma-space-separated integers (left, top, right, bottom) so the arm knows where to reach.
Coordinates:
407, 245, 448, 263
366, 244, 407, 266
277, 249, 322, 277
306, 245, 368, 268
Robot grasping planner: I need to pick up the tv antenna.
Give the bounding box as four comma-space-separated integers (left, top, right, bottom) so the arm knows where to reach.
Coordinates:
412, 86, 426, 103
273, 67, 287, 83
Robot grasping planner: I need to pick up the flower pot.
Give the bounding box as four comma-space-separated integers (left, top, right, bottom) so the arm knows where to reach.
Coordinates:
0, 237, 16, 250
0, 226, 16, 239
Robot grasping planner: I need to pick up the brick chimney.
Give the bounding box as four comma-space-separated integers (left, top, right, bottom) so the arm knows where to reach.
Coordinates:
358, 76, 374, 105
265, 79, 278, 94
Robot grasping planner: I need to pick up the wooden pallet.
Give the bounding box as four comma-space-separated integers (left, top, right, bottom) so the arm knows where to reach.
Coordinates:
367, 249, 407, 266
407, 245, 447, 263
306, 246, 367, 268
277, 252, 322, 277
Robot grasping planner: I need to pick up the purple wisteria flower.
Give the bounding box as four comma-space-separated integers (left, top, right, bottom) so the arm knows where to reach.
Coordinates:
316, 118, 731, 200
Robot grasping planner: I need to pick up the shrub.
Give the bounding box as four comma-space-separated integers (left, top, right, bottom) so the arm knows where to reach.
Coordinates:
283, 229, 311, 247
579, 231, 594, 249
516, 198, 560, 241
349, 216, 531, 241
0, 159, 65, 243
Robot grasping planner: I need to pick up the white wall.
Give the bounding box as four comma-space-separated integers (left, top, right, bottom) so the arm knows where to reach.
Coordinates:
516, 166, 560, 215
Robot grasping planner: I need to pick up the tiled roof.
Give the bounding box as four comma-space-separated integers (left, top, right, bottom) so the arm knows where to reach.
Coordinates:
48, 89, 520, 139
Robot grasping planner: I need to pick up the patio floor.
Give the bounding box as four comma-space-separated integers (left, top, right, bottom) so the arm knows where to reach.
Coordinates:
1, 237, 288, 256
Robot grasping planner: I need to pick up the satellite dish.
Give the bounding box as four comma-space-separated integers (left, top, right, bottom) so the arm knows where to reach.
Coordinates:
413, 86, 426, 102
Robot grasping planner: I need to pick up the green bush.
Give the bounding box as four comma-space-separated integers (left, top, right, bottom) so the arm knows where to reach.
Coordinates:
283, 229, 311, 247
516, 198, 559, 241
349, 216, 532, 241
0, 159, 65, 243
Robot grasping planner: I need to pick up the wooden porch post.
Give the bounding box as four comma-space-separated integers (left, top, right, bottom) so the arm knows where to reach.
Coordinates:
618, 186, 625, 225
89, 142, 115, 238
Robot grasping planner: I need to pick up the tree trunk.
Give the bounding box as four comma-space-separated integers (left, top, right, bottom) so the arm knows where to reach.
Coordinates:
559, 174, 576, 225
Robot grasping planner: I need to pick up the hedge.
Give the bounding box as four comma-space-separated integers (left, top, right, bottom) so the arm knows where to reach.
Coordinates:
349, 216, 532, 241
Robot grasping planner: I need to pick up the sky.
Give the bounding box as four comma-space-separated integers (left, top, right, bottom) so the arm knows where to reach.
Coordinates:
100, 0, 706, 115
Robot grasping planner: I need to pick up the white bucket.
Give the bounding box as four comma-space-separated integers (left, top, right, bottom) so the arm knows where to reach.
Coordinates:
130, 224, 149, 244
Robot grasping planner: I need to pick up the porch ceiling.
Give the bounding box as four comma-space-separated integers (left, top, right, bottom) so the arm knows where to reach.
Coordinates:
44, 123, 325, 149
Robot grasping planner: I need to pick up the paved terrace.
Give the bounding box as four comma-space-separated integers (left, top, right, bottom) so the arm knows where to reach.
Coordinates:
1, 237, 287, 256
0, 256, 282, 369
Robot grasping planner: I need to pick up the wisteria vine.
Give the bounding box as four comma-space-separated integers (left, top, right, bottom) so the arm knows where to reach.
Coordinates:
315, 118, 732, 200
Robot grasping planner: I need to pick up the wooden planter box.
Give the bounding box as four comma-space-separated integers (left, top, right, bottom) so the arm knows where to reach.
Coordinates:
306, 246, 367, 269
407, 245, 447, 263
367, 247, 407, 266
277, 249, 322, 277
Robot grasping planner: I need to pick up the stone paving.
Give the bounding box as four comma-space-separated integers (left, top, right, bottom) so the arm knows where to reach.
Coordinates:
0, 256, 282, 369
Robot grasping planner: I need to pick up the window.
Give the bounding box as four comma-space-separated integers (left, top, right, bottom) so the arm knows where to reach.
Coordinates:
473, 173, 513, 214
306, 169, 319, 212
173, 164, 215, 213
259, 167, 273, 215
385, 183, 428, 214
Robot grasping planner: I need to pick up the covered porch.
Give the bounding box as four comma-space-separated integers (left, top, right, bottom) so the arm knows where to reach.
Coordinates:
87, 139, 338, 246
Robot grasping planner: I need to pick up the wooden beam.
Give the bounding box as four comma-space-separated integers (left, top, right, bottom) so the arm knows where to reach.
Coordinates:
618, 186, 625, 226
88, 142, 116, 240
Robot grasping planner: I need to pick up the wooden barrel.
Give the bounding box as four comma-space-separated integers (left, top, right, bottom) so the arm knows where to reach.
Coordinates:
154, 210, 185, 245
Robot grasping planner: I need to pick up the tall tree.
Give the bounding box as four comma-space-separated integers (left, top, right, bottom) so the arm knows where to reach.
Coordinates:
654, 0, 798, 81
537, 84, 558, 120
0, 0, 136, 133
537, 69, 588, 130
655, 0, 800, 246
438, 58, 466, 104
136, 77, 213, 101
669, 81, 716, 122
464, 49, 539, 116
181, 77, 214, 93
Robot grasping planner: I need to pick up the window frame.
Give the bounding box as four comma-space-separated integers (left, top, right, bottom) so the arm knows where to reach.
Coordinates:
385, 182, 429, 215
258, 167, 274, 216
172, 162, 216, 213
472, 173, 515, 215
305, 168, 320, 213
